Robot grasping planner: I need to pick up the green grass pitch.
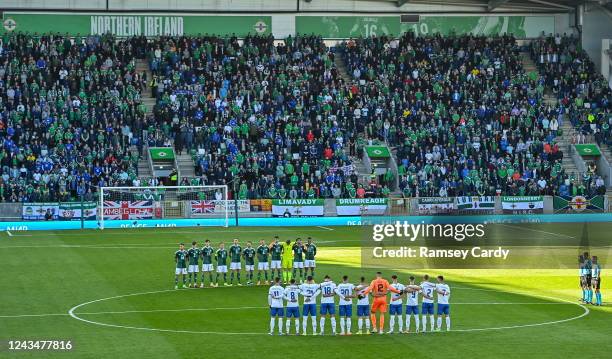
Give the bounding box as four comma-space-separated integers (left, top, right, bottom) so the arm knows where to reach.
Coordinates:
0, 224, 611, 358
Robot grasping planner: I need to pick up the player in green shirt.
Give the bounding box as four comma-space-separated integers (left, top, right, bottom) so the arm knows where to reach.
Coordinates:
229, 238, 243, 286
270, 236, 284, 280
214, 243, 229, 287
256, 239, 270, 285
200, 240, 215, 287
174, 243, 188, 289
305, 237, 317, 278
243, 241, 256, 285
187, 241, 201, 288
292, 238, 305, 283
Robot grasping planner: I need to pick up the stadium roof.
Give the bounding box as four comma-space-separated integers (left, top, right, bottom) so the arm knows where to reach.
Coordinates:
372, 0, 612, 12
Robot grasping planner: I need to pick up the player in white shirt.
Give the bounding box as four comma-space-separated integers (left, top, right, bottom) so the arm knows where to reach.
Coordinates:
355, 277, 372, 335
284, 278, 301, 335
388, 275, 406, 334
268, 277, 285, 335
435, 275, 451, 331
299, 275, 321, 335
404, 276, 422, 333
420, 274, 437, 332
335, 275, 355, 335
319, 275, 337, 335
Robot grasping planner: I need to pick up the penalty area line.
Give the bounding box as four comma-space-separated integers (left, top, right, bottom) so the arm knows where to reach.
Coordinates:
316, 226, 334, 231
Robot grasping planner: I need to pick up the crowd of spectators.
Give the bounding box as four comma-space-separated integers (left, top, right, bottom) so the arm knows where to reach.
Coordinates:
530, 33, 610, 196
340, 32, 581, 197
0, 32, 148, 202
145, 34, 369, 199
0, 30, 608, 203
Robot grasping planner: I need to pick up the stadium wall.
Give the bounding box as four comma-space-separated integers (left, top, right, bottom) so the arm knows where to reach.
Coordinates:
582, 4, 612, 73
1, 11, 573, 39
1, 213, 612, 232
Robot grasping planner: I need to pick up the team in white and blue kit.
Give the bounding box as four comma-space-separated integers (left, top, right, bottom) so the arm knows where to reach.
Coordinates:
267, 273, 451, 335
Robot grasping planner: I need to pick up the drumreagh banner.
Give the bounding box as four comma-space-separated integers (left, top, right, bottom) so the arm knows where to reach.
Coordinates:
336, 198, 388, 216
455, 196, 495, 211
272, 199, 324, 217
501, 196, 544, 214
417, 197, 454, 215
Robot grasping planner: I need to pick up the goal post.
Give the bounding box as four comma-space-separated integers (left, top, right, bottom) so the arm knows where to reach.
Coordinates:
98, 185, 229, 229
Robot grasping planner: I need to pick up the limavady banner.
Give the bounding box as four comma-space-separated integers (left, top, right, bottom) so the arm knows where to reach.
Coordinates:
272, 199, 325, 217
336, 198, 388, 216
501, 196, 544, 214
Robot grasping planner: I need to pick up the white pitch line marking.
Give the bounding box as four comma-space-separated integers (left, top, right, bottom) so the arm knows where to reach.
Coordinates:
62, 287, 588, 335
495, 223, 575, 239
6, 230, 12, 237
316, 226, 334, 231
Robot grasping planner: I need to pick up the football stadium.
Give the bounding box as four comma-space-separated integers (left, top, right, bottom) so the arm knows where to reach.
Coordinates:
0, 0, 611, 358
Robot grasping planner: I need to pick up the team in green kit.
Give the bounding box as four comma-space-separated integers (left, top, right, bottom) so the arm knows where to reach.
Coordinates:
174, 237, 318, 288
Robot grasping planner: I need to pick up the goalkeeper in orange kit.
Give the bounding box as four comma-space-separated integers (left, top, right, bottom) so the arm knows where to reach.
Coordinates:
361, 272, 401, 334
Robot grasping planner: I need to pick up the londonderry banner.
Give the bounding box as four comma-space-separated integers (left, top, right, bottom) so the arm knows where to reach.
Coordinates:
553, 196, 605, 213
272, 199, 324, 217
417, 197, 454, 214
455, 196, 495, 211
501, 196, 544, 214
23, 202, 97, 220
336, 198, 388, 216
1, 12, 271, 37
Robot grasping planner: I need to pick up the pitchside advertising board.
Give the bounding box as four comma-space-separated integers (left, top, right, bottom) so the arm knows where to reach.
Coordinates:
1, 12, 271, 37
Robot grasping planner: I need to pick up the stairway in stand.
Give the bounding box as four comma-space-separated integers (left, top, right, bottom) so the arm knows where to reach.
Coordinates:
520, 52, 581, 179
136, 59, 156, 115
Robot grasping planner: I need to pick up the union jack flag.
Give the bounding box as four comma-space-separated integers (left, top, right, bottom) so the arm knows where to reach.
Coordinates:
103, 201, 154, 220
190, 201, 216, 214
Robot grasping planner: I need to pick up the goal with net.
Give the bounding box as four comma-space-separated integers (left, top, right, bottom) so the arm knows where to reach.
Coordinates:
98, 185, 229, 229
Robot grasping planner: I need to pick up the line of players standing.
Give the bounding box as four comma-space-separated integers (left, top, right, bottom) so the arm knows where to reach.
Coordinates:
173, 237, 316, 289
267, 273, 451, 336
580, 252, 603, 306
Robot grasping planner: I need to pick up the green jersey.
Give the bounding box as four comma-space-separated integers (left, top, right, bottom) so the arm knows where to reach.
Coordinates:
216, 248, 228, 266
201, 246, 214, 264
305, 243, 317, 260
175, 249, 188, 268
270, 243, 283, 261
188, 247, 201, 265
229, 244, 242, 263
243, 247, 255, 265
256, 245, 269, 262
292, 243, 304, 262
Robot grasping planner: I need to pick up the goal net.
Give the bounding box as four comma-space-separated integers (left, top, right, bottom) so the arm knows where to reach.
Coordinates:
98, 185, 229, 229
